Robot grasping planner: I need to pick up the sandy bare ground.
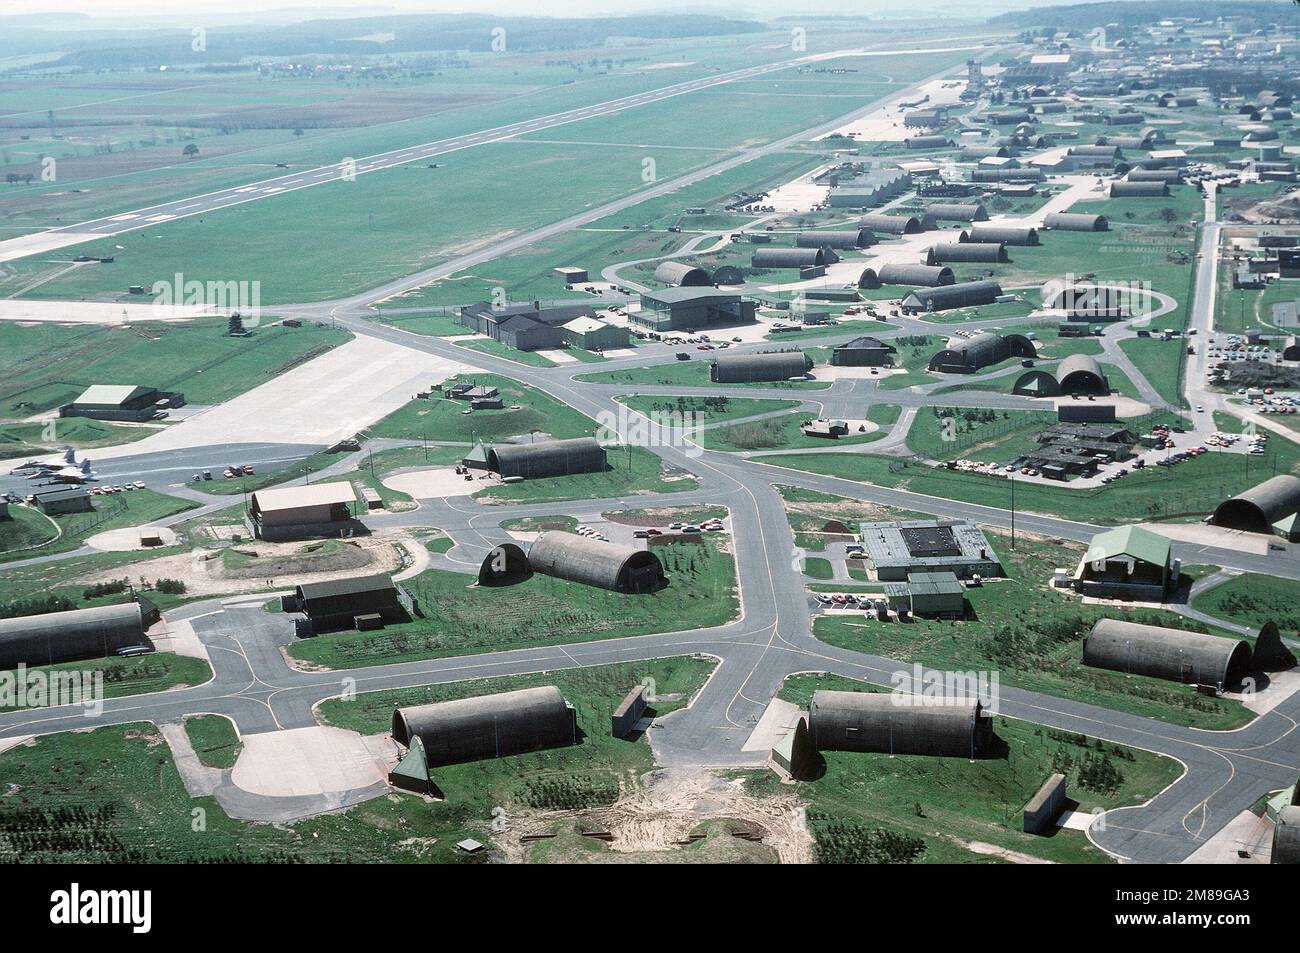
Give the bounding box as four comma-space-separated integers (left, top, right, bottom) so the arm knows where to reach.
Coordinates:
84, 525, 180, 551
89, 336, 479, 458
494, 767, 813, 864
70, 535, 410, 597
960, 839, 1055, 864
384, 466, 481, 499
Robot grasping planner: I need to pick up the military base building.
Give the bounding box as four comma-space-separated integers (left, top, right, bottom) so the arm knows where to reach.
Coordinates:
246, 482, 360, 541
860, 519, 1002, 581
0, 602, 148, 670
807, 690, 993, 758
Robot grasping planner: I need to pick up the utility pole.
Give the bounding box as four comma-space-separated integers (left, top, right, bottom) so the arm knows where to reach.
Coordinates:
1009, 473, 1016, 550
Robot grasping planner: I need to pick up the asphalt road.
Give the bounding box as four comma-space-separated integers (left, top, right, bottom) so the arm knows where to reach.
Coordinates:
3, 52, 1298, 863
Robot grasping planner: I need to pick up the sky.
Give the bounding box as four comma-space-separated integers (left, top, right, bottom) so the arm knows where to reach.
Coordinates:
2, 0, 1053, 23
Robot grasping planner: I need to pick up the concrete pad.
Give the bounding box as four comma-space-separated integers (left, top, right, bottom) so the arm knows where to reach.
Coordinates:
144, 616, 210, 662
383, 466, 481, 499
92, 335, 478, 457
230, 725, 387, 798
0, 299, 215, 324
1182, 809, 1274, 864
536, 349, 578, 364
1241, 668, 1300, 716
0, 230, 105, 265
1056, 809, 1096, 832
84, 525, 180, 551
0, 735, 34, 757
741, 698, 803, 752
159, 721, 224, 797
1136, 522, 1272, 555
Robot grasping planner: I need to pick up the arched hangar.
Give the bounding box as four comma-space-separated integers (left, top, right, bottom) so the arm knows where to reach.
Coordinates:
654, 261, 710, 287
0, 603, 146, 670
807, 690, 993, 758
928, 332, 1036, 374
392, 686, 576, 768
528, 531, 666, 593
477, 543, 530, 586
1210, 475, 1300, 535
485, 437, 607, 480
1056, 354, 1111, 396
1083, 618, 1252, 688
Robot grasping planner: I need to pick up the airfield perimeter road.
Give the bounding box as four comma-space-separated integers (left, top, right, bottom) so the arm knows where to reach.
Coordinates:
0, 40, 991, 266
4, 52, 1300, 864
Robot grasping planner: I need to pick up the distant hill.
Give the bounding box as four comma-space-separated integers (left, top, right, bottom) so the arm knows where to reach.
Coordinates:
0, 13, 766, 69
991, 1, 1294, 31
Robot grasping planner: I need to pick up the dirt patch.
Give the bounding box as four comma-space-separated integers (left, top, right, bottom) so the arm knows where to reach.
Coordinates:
214, 539, 373, 580
70, 534, 413, 598
493, 767, 813, 864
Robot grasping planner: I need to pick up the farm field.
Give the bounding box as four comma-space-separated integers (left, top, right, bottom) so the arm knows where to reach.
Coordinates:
768, 673, 1183, 864
288, 536, 736, 668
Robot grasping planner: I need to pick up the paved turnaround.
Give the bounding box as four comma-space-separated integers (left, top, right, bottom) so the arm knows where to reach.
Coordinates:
2, 51, 1299, 865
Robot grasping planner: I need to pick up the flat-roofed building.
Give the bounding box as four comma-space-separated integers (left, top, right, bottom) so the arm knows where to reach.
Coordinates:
634, 288, 756, 332
247, 482, 358, 541
33, 487, 94, 516
860, 519, 1002, 581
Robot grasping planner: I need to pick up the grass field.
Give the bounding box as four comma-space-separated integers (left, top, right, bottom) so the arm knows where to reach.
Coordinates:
473, 445, 697, 505
907, 407, 1059, 463
0, 504, 58, 554
767, 673, 1182, 864
0, 653, 211, 712
811, 530, 1252, 730
0, 417, 157, 457
0, 319, 350, 418
760, 428, 1299, 525
705, 413, 888, 452
618, 394, 802, 427
0, 654, 699, 866
288, 536, 736, 668
0, 490, 198, 562
1191, 573, 1300, 634
575, 358, 829, 390
183, 715, 242, 769
372, 374, 598, 443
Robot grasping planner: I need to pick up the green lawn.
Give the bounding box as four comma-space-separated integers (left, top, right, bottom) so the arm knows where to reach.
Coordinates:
1, 490, 198, 562
705, 414, 887, 452
803, 556, 835, 580
473, 445, 697, 506
1117, 336, 1189, 407
618, 394, 801, 427
0, 504, 59, 554
1191, 574, 1300, 634
0, 652, 211, 712
372, 374, 598, 443
812, 531, 1252, 730
768, 673, 1182, 864
907, 407, 1059, 463
183, 715, 242, 769
288, 536, 737, 668
761, 431, 1299, 525
575, 359, 830, 390
454, 338, 558, 367
0, 417, 157, 457
0, 319, 350, 417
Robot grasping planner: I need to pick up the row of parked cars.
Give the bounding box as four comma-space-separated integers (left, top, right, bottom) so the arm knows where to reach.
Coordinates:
90, 481, 146, 495
814, 592, 888, 612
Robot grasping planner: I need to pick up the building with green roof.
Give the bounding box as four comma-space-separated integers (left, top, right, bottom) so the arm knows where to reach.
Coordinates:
1074, 525, 1175, 601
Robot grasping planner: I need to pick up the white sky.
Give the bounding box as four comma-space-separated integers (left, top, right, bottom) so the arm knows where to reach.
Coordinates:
3, 0, 1047, 21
